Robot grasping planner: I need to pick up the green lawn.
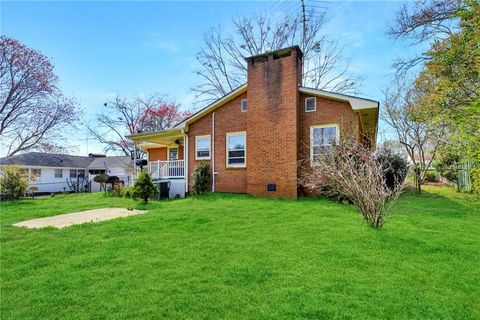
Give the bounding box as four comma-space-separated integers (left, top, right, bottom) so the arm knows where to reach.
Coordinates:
1, 186, 479, 319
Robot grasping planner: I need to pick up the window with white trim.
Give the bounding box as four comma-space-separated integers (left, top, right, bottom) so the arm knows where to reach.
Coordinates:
31, 169, 41, 179
78, 170, 85, 177
241, 99, 247, 112
54, 169, 63, 178
305, 97, 316, 112
227, 132, 246, 167
169, 148, 178, 160
311, 125, 338, 161
70, 169, 77, 178
195, 135, 211, 160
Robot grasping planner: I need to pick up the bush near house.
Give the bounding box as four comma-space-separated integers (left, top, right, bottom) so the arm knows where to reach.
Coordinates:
131, 172, 158, 204
375, 148, 409, 190
0, 165, 30, 200
299, 139, 405, 228
192, 162, 210, 195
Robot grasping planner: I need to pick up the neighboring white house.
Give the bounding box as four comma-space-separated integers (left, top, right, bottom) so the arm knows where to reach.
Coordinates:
0, 152, 134, 193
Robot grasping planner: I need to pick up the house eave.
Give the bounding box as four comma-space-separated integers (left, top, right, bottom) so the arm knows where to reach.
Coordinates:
298, 87, 379, 110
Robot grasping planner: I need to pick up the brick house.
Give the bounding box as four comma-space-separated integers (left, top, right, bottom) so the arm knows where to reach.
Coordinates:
128, 46, 378, 198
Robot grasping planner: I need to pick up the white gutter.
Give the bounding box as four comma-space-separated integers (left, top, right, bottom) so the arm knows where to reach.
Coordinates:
298, 87, 379, 110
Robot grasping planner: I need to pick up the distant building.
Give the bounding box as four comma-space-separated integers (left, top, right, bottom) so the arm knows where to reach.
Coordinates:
0, 152, 134, 193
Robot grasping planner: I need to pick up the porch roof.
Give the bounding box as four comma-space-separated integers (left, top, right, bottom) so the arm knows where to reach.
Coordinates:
126, 127, 184, 149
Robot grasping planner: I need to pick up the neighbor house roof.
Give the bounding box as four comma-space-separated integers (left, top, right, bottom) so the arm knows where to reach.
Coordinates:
0, 152, 134, 169
87, 156, 134, 169
0, 152, 95, 168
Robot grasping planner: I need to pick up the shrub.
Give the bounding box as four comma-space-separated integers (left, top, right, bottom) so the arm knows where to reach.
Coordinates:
110, 183, 124, 197
424, 171, 440, 182
192, 162, 210, 195
471, 167, 480, 195
299, 139, 405, 228
375, 148, 409, 190
0, 165, 30, 200
436, 153, 460, 183
132, 172, 158, 204
122, 186, 134, 198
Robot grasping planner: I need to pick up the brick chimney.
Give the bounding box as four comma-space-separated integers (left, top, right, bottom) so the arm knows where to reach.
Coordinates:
246, 46, 303, 198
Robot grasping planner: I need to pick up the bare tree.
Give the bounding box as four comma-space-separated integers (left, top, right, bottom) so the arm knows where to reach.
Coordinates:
0, 36, 79, 156
87, 94, 190, 155
381, 77, 446, 191
299, 137, 405, 228
387, 0, 464, 75
194, 9, 361, 103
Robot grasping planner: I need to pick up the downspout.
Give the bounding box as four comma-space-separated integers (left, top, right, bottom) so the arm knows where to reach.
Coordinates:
212, 112, 216, 192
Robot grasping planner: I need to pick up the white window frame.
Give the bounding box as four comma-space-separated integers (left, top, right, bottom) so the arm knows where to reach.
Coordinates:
195, 135, 211, 160
54, 169, 63, 179
310, 124, 340, 162
226, 132, 246, 168
31, 168, 41, 179
241, 99, 247, 112
168, 147, 179, 161
69, 169, 77, 178
305, 97, 316, 112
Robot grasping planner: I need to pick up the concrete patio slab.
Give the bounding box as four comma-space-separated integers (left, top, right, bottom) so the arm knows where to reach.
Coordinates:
13, 208, 146, 229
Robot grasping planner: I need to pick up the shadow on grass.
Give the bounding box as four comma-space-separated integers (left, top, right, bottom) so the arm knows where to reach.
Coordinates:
394, 185, 476, 218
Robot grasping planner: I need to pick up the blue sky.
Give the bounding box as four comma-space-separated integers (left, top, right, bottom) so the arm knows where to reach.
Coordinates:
2, 0, 414, 156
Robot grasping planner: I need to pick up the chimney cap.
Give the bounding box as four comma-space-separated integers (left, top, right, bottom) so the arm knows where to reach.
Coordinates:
245, 45, 303, 62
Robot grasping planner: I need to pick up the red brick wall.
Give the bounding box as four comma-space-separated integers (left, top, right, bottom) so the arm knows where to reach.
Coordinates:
246, 48, 302, 198
297, 93, 360, 174
187, 93, 248, 193
148, 148, 167, 161
147, 145, 184, 161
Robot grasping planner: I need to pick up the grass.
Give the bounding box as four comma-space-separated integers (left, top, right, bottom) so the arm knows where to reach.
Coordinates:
1, 186, 479, 319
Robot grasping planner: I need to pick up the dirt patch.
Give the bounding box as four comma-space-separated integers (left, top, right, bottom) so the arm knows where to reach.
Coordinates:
13, 208, 146, 229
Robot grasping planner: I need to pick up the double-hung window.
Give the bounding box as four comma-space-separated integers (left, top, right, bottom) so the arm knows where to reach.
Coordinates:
169, 148, 178, 160
311, 124, 339, 161
70, 169, 77, 178
195, 135, 211, 160
31, 169, 41, 179
226, 132, 246, 167
54, 169, 63, 178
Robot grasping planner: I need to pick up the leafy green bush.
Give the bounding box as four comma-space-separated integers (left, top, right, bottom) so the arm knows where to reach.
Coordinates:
192, 162, 210, 195
436, 153, 460, 183
109, 184, 124, 197
0, 165, 30, 200
375, 148, 409, 190
122, 186, 134, 198
132, 172, 158, 204
424, 171, 440, 182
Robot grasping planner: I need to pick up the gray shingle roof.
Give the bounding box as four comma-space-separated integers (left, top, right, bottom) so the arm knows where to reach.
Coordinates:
0, 153, 133, 169
87, 156, 134, 169
0, 152, 95, 168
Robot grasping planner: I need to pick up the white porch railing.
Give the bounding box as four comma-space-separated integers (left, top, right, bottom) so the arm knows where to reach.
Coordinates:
147, 160, 185, 179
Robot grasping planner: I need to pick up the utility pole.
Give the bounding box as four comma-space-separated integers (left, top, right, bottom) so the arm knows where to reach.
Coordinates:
300, 0, 307, 51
